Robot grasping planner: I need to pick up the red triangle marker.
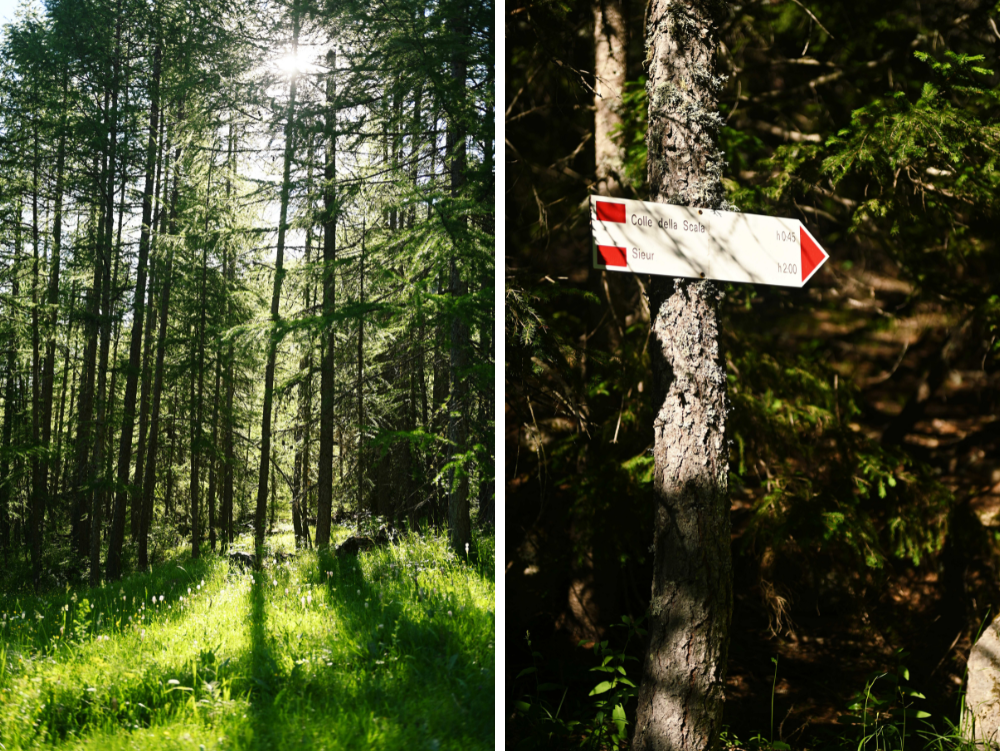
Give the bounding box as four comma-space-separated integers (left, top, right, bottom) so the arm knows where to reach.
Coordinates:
800, 226, 829, 283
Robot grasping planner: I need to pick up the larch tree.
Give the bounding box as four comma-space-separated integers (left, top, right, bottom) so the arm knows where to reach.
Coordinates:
632, 1, 732, 750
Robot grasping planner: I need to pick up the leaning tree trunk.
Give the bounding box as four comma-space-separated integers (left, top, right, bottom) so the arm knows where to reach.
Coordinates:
632, 2, 733, 751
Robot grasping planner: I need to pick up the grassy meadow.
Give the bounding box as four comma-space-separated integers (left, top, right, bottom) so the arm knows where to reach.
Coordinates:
0, 527, 495, 750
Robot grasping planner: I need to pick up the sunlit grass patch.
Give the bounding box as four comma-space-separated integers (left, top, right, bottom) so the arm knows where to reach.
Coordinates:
0, 527, 494, 750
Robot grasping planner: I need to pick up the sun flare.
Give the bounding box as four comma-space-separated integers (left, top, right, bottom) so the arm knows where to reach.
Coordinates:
276, 51, 315, 76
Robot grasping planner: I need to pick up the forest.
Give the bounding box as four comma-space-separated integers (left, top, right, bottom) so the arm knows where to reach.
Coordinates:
507, 0, 1000, 749
0, 0, 495, 746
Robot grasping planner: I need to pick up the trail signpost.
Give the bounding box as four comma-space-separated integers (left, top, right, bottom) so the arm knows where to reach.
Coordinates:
590, 195, 829, 287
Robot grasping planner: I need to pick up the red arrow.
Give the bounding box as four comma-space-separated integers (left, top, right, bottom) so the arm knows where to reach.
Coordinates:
800, 226, 829, 284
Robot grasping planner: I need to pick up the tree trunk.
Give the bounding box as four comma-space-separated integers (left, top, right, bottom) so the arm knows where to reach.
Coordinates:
89, 14, 123, 586
30, 121, 44, 584
315, 48, 337, 548
107, 40, 160, 579
356, 218, 365, 514
53, 284, 78, 497
73, 204, 101, 560
40, 73, 68, 536
447, 12, 470, 555
132, 97, 166, 542
593, 0, 626, 195
254, 8, 299, 552
206, 350, 221, 552
0, 217, 22, 557
632, 2, 732, 750
139, 115, 180, 570
221, 122, 237, 550
190, 193, 212, 560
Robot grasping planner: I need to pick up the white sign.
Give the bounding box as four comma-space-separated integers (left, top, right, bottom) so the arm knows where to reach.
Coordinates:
591, 196, 829, 288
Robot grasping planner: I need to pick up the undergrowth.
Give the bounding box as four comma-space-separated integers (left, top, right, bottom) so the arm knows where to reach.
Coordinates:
512, 635, 982, 751
0, 526, 495, 750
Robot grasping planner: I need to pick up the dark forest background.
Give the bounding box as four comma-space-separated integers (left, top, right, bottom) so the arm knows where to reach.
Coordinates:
506, 0, 1000, 747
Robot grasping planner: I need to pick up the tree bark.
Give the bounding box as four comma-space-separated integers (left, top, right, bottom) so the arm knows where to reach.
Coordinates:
139, 115, 180, 570
593, 0, 627, 195
315, 48, 337, 548
90, 12, 123, 586
40, 73, 68, 536
30, 120, 44, 584
356, 218, 365, 514
206, 351, 221, 552
632, 2, 732, 750
132, 97, 166, 541
221, 121, 237, 550
107, 40, 160, 579
254, 7, 299, 552
1, 214, 22, 557
447, 9, 471, 555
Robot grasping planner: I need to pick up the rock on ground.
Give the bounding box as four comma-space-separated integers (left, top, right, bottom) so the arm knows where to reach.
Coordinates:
965, 614, 1000, 746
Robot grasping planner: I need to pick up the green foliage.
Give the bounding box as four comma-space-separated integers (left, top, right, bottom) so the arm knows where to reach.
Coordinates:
726, 312, 950, 576
0, 528, 494, 749
512, 616, 646, 750
834, 652, 935, 751
580, 616, 645, 749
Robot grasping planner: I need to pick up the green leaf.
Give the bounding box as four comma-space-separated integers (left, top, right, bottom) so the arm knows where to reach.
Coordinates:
589, 681, 614, 696
516, 667, 536, 679
613, 704, 628, 737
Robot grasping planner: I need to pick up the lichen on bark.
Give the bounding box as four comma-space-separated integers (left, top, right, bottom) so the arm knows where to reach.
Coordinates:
633, 1, 733, 750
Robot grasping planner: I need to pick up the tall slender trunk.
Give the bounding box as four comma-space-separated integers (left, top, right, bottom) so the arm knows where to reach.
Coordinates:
139, 111, 180, 570
41, 73, 68, 522
632, 2, 732, 749
294, 143, 314, 549
73, 186, 102, 560
206, 351, 221, 552
222, 123, 237, 549
90, 14, 123, 586
134, 107, 167, 542
254, 8, 299, 551
30, 121, 44, 583
356, 218, 365, 514
190, 174, 212, 559
53, 285, 78, 496
446, 10, 470, 555
315, 48, 337, 547
1, 212, 23, 557
107, 40, 160, 579
593, 0, 626, 195
102, 228, 127, 527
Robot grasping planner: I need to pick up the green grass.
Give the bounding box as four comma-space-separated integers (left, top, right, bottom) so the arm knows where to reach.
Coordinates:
0, 527, 495, 750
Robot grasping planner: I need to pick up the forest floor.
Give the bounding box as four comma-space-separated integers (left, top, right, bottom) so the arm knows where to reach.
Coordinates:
0, 527, 495, 750
722, 257, 1000, 748
508, 255, 1000, 750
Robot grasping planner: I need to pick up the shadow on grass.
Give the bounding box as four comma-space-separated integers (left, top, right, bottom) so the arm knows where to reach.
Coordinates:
2, 538, 495, 749
0, 555, 221, 655
315, 551, 495, 748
